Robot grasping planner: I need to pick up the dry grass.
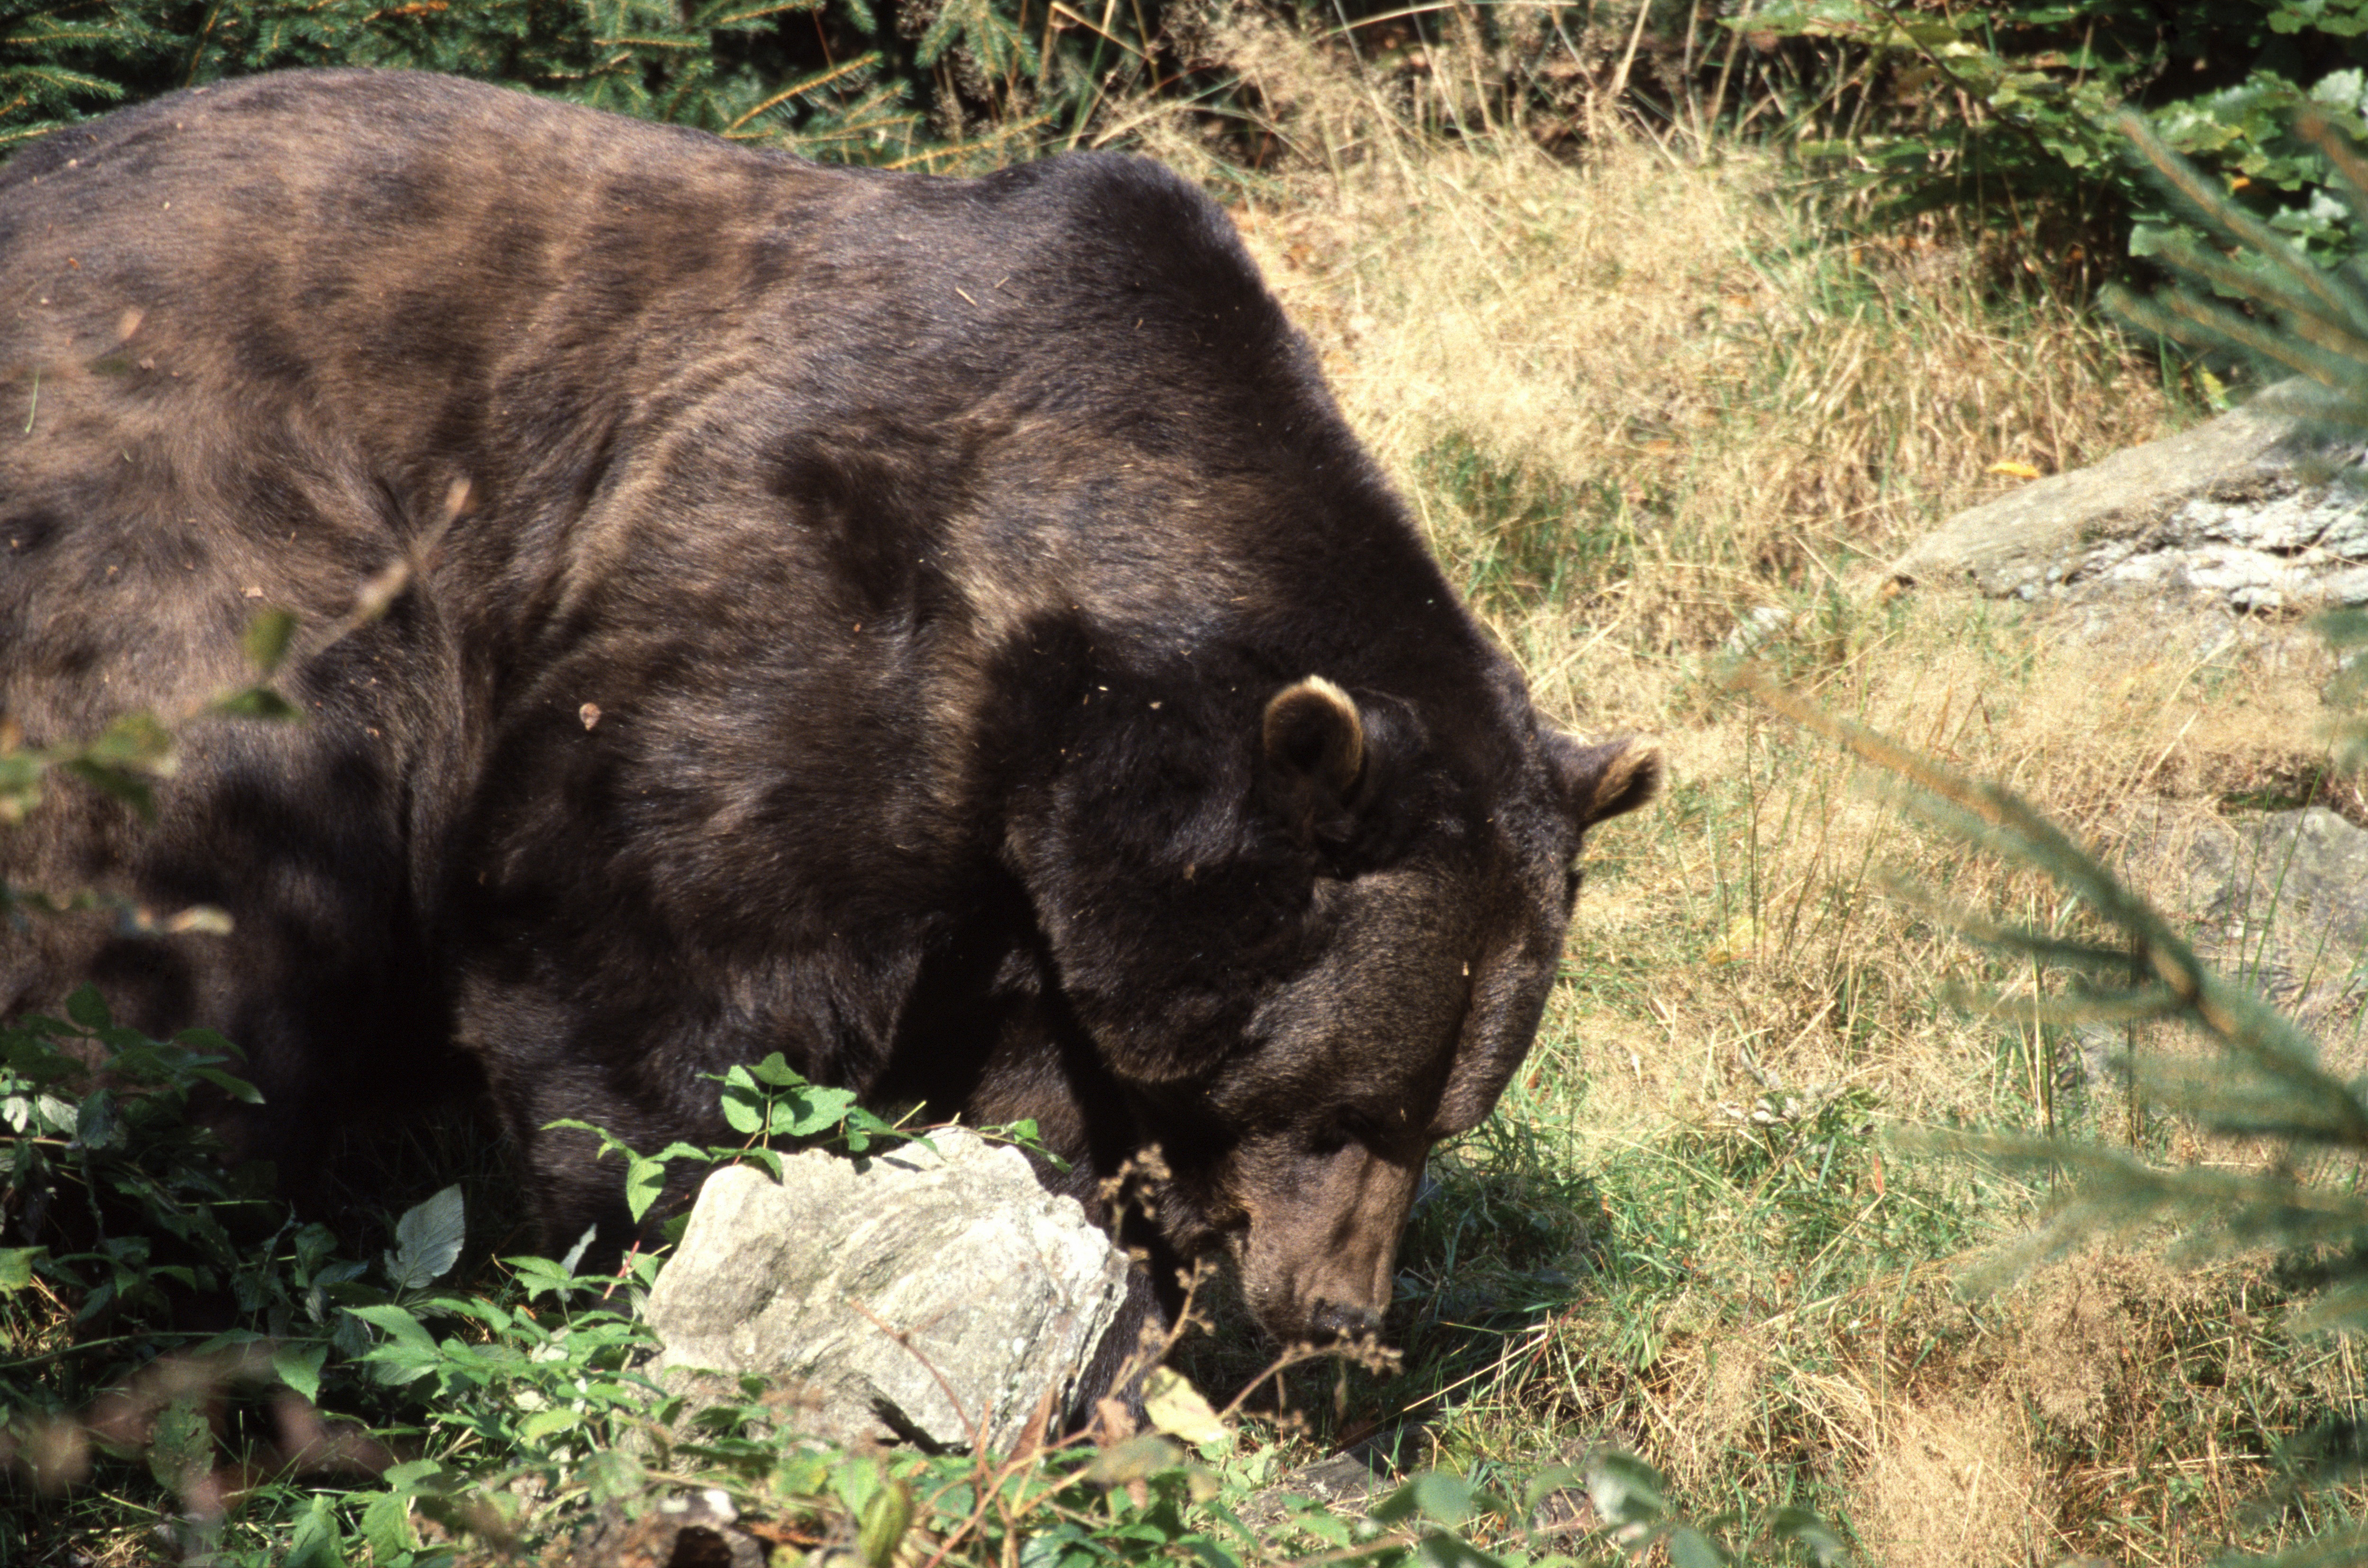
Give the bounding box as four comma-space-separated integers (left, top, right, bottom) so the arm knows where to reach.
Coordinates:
1172, 17, 2177, 676
1168, 18, 2368, 1564
1849, 1393, 2048, 1568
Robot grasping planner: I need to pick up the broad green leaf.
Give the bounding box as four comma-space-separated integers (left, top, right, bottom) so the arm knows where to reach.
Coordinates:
89, 709, 171, 769
745, 1051, 810, 1086
772, 1084, 857, 1136
285, 1495, 347, 1568
384, 1183, 466, 1290
146, 1397, 211, 1490
518, 1407, 585, 1444
0, 1247, 43, 1290
1409, 1470, 1477, 1524
720, 1083, 764, 1135
359, 1489, 415, 1560
64, 985, 109, 1029
580, 1446, 645, 1502
1585, 1451, 1670, 1528
382, 1457, 446, 1488
1768, 1506, 1854, 1567
273, 1342, 328, 1404
241, 607, 299, 672
347, 1302, 437, 1351
73, 1089, 118, 1150
190, 1066, 265, 1103
858, 1476, 915, 1568
833, 1454, 885, 1514
626, 1154, 666, 1221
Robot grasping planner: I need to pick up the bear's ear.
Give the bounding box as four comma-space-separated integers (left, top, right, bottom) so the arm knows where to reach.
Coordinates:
1261, 676, 1365, 843
1547, 733, 1664, 829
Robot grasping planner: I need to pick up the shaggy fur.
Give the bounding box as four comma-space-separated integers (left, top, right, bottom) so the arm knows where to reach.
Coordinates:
0, 70, 1659, 1348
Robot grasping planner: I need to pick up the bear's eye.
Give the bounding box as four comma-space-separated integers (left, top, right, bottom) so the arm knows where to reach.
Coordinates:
1306, 1108, 1384, 1156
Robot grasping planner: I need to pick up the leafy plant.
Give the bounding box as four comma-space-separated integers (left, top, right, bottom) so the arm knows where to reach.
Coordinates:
550, 1049, 908, 1236
0, 0, 1175, 167
2104, 105, 2368, 439
0, 987, 269, 1331
1746, 0, 2368, 275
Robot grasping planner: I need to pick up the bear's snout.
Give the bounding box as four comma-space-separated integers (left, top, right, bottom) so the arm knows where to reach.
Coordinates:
1228, 1138, 1422, 1345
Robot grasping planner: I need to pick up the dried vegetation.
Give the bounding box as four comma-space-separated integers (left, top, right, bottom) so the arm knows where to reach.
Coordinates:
1166, 18, 2368, 1563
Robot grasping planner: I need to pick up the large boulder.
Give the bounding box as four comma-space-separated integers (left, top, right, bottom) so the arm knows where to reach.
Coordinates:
643, 1130, 1132, 1451
1889, 385, 2366, 615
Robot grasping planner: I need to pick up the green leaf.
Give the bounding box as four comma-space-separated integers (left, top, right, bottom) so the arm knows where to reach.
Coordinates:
190, 1066, 265, 1103
1585, 1452, 1670, 1528
580, 1446, 645, 1503
744, 1051, 810, 1086
360, 1488, 416, 1560
285, 1495, 348, 1568
626, 1154, 666, 1221
64, 985, 110, 1030
858, 1476, 915, 1568
1376, 1470, 1475, 1527
73, 1089, 119, 1150
507, 1253, 576, 1301
147, 1397, 212, 1489
384, 1183, 466, 1290
517, 1407, 585, 1443
88, 709, 172, 769
208, 687, 304, 721
771, 1084, 857, 1137
1667, 1524, 1734, 1568
382, 1457, 446, 1489
1767, 1506, 1854, 1567
241, 608, 299, 673
1285, 1505, 1353, 1546
348, 1302, 437, 1351
719, 1081, 764, 1135
0, 1247, 45, 1290
273, 1341, 328, 1404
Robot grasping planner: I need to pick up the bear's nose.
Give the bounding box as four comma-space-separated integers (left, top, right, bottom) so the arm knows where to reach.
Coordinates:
1305, 1300, 1383, 1345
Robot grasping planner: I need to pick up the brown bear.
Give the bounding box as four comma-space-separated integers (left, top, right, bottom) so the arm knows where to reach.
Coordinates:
0, 69, 1658, 1350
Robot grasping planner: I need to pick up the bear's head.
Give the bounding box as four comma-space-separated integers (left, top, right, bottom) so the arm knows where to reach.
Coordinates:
1004, 658, 1659, 1346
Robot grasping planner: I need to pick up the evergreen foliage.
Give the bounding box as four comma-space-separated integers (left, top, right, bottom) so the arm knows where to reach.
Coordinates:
0, 0, 1176, 166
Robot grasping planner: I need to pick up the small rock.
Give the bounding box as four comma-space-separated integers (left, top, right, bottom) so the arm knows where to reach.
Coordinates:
643, 1130, 1132, 1452
1722, 604, 1797, 655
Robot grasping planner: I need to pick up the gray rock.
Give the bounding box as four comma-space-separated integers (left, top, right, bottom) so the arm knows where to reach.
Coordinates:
569, 1487, 765, 1568
643, 1129, 1132, 1452
1890, 384, 2368, 614
2130, 806, 2368, 1026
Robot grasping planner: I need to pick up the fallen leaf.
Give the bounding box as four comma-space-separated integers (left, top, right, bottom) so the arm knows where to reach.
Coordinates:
1141, 1367, 1227, 1446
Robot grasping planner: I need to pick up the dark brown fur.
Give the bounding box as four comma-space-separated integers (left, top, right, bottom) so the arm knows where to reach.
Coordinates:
0, 70, 1658, 1349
